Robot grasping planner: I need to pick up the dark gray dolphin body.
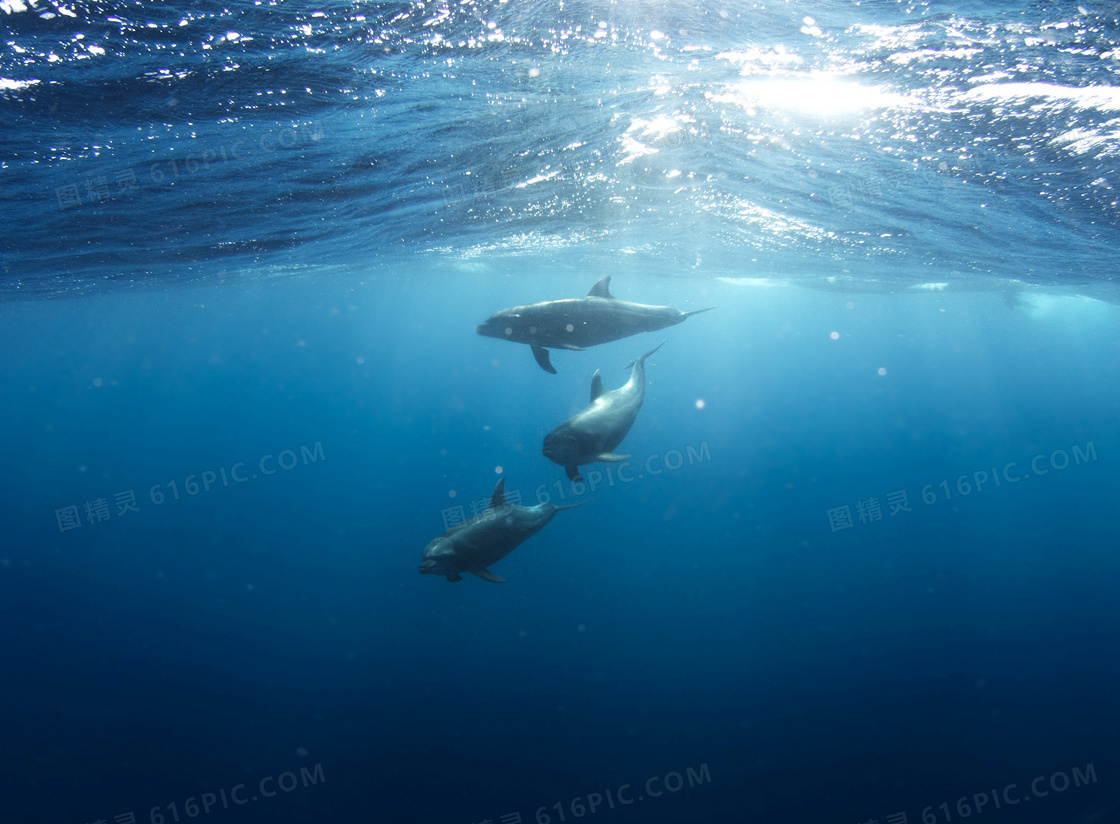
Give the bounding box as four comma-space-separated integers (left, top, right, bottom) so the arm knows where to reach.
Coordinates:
542, 341, 664, 483
419, 478, 584, 583
476, 275, 713, 373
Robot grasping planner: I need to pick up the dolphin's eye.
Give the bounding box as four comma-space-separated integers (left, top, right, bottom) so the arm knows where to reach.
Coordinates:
504, 327, 512, 335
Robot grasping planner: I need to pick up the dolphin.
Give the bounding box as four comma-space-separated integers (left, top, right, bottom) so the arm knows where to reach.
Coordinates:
419, 478, 584, 583
476, 275, 713, 373
542, 341, 665, 483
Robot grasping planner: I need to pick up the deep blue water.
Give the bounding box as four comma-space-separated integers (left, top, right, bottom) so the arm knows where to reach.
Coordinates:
3, 2, 1120, 824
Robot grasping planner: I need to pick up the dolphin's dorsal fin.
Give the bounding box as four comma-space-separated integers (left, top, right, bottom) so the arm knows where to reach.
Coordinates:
471, 567, 507, 583
490, 477, 507, 508
590, 369, 605, 402
587, 275, 613, 299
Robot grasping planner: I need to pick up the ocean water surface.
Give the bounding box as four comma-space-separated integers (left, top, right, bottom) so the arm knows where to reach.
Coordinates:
2, 1, 1119, 823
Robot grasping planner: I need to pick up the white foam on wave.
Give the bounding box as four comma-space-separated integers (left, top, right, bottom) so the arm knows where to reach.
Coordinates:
961, 82, 1120, 112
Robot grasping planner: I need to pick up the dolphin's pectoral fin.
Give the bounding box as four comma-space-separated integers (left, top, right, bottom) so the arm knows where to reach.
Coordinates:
589, 369, 604, 402
471, 567, 507, 583
446, 573, 463, 583
490, 477, 507, 508
596, 453, 630, 463
565, 465, 583, 483
531, 345, 557, 374
587, 275, 614, 299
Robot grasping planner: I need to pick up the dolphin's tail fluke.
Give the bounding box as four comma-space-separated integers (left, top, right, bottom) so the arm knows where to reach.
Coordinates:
625, 339, 667, 370
683, 306, 717, 318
